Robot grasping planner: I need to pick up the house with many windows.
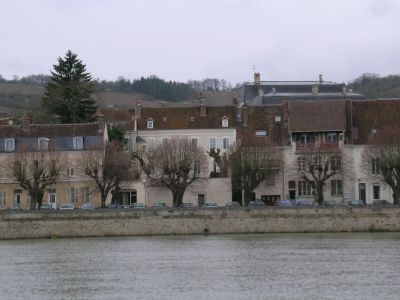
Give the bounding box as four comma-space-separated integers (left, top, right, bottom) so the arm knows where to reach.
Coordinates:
0, 118, 107, 209
104, 96, 237, 207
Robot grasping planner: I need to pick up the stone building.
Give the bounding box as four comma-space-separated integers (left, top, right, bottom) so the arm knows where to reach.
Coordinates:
0, 119, 107, 209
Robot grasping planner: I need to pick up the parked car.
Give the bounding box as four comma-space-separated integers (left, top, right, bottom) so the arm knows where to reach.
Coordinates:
107, 203, 122, 209
39, 204, 53, 210
324, 200, 339, 207
348, 200, 365, 207
132, 203, 146, 209
202, 202, 219, 208
80, 202, 96, 209
225, 201, 241, 208
372, 199, 391, 206
296, 200, 315, 206
59, 203, 75, 210
275, 199, 292, 207
180, 203, 195, 208
248, 200, 266, 207
151, 202, 168, 208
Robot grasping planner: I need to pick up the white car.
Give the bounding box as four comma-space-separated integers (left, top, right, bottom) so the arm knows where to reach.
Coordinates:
59, 203, 75, 210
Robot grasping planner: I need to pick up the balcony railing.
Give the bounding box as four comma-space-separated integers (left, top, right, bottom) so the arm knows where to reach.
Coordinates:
295, 141, 339, 152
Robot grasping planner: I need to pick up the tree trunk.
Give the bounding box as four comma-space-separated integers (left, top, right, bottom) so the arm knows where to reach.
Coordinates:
315, 185, 324, 206
172, 191, 184, 208
101, 194, 107, 208
243, 189, 254, 206
392, 188, 400, 205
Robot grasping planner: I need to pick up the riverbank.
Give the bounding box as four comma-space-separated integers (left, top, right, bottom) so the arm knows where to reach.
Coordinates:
1, 206, 400, 239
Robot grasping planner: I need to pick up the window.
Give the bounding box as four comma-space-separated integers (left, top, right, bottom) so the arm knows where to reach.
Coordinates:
0, 191, 6, 206
222, 117, 229, 128
298, 181, 314, 196
326, 133, 338, 143
5, 138, 15, 152
194, 160, 201, 175
223, 137, 230, 150
160, 137, 168, 145
67, 187, 90, 203
67, 167, 75, 176
38, 138, 49, 151
371, 158, 380, 175
147, 138, 155, 151
67, 187, 79, 203
274, 116, 281, 123
298, 156, 305, 171
331, 156, 341, 170
191, 138, 199, 149
73, 136, 83, 150
208, 138, 216, 149
373, 185, 380, 200
288, 181, 296, 190
80, 187, 90, 203
331, 180, 343, 196
147, 119, 154, 129
297, 133, 312, 144
265, 174, 275, 186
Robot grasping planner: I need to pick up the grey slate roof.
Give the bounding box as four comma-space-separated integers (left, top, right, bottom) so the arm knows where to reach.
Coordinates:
0, 123, 104, 152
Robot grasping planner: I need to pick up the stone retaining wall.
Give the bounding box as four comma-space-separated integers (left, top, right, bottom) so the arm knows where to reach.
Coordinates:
1, 206, 400, 240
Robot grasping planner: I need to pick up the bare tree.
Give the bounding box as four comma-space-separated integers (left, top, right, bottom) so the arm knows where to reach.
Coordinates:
8, 144, 64, 209
362, 127, 400, 205
230, 145, 281, 205
83, 142, 132, 208
152, 138, 205, 207
297, 145, 344, 206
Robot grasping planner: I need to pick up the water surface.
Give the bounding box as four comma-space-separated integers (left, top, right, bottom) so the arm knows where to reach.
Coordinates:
0, 233, 399, 300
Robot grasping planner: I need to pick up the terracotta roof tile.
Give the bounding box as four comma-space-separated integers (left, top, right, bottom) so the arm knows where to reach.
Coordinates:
237, 105, 283, 147
351, 99, 400, 144
288, 100, 346, 132
136, 106, 237, 130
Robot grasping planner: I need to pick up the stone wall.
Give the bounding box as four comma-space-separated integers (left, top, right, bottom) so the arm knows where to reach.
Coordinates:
1, 206, 400, 240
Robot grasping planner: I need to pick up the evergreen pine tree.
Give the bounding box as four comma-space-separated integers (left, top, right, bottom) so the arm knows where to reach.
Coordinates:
43, 50, 97, 123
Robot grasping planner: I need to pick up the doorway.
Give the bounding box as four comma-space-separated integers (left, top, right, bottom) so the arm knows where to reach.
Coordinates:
358, 183, 366, 203
197, 194, 205, 207
14, 192, 21, 208
48, 189, 56, 209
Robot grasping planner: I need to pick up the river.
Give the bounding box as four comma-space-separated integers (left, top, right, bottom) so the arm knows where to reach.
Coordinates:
0, 233, 399, 300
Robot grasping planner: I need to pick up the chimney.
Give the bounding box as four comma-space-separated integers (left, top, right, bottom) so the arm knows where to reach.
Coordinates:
254, 72, 260, 86
312, 84, 318, 96
282, 100, 290, 145
319, 74, 323, 84
241, 101, 248, 127
134, 103, 142, 119
200, 93, 207, 117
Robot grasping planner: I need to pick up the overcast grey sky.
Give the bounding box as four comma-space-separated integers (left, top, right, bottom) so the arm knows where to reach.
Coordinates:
1, 0, 400, 84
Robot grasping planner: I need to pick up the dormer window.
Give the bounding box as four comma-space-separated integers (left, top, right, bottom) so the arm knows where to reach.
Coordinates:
38, 138, 49, 151
5, 138, 15, 152
73, 136, 83, 150
222, 116, 229, 128
147, 118, 154, 129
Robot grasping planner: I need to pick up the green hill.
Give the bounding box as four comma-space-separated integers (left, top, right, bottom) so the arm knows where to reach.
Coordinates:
348, 73, 400, 99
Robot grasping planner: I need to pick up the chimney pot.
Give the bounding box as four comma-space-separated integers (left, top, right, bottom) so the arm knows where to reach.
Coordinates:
200, 93, 207, 117
254, 73, 261, 86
